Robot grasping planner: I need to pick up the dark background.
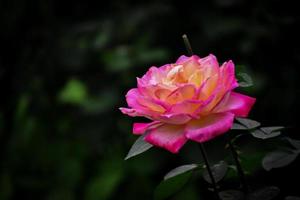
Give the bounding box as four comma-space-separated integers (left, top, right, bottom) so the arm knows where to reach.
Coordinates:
1, 0, 300, 199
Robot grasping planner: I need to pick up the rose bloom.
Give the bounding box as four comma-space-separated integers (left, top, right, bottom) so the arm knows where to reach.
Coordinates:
120, 55, 255, 153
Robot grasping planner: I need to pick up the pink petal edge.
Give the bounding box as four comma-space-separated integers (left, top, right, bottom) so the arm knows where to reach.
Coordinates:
185, 112, 234, 143
215, 92, 256, 117
132, 121, 161, 135
144, 124, 187, 153
157, 113, 192, 124
175, 55, 200, 64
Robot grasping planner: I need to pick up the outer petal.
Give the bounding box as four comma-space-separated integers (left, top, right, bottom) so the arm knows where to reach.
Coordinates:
157, 113, 192, 124
214, 92, 256, 117
185, 112, 234, 143
199, 54, 219, 78
119, 107, 151, 118
126, 88, 144, 109
145, 124, 187, 153
176, 55, 200, 64
133, 121, 161, 135
125, 88, 166, 115
220, 60, 239, 91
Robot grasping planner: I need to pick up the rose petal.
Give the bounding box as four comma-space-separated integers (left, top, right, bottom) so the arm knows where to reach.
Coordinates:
168, 100, 203, 115
196, 79, 223, 114
119, 107, 157, 119
145, 124, 187, 153
199, 74, 220, 100
199, 54, 219, 78
192, 93, 217, 116
181, 56, 201, 79
188, 69, 204, 87
125, 88, 167, 114
126, 88, 144, 109
176, 55, 200, 64
119, 107, 144, 117
154, 88, 173, 100
137, 97, 166, 113
133, 121, 162, 135
166, 84, 196, 104
214, 92, 256, 117
144, 66, 163, 85
220, 60, 239, 91
157, 113, 192, 124
185, 112, 234, 143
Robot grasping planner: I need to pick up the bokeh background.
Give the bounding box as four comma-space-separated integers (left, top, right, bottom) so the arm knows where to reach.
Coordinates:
1, 0, 300, 199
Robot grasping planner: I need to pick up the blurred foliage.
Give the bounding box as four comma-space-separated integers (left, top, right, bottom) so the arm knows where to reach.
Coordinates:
1, 0, 300, 199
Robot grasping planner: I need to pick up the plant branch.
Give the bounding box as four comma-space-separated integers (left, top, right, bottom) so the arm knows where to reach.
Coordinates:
182, 34, 194, 56
227, 136, 249, 193
199, 143, 220, 198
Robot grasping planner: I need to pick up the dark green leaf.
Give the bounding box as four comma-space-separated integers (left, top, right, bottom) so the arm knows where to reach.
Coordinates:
285, 196, 300, 200
237, 72, 253, 87
251, 129, 281, 139
155, 171, 192, 200
262, 151, 298, 171
164, 164, 198, 180
219, 190, 244, 200
231, 123, 247, 130
203, 161, 228, 183
125, 134, 152, 160
247, 186, 280, 200
260, 126, 284, 133
286, 138, 300, 149
235, 118, 260, 129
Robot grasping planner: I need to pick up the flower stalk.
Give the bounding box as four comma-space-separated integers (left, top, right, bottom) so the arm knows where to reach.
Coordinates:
199, 143, 220, 199
227, 136, 249, 193
182, 34, 194, 55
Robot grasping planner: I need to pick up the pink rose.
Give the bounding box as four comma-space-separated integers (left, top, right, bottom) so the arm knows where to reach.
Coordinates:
120, 55, 255, 153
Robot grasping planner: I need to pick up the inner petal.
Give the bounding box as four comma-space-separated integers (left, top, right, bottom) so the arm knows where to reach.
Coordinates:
166, 85, 196, 104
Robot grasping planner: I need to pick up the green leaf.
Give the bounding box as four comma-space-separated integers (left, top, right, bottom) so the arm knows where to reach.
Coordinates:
203, 161, 228, 184
155, 171, 192, 200
285, 196, 300, 200
286, 138, 300, 149
58, 79, 88, 105
164, 164, 198, 180
247, 186, 280, 200
125, 134, 153, 160
231, 123, 247, 130
251, 129, 281, 139
219, 190, 244, 200
235, 118, 260, 129
237, 72, 253, 87
262, 151, 298, 171
260, 126, 284, 133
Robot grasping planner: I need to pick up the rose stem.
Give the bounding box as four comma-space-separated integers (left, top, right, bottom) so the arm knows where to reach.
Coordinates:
227, 136, 249, 193
199, 143, 220, 198
182, 34, 219, 199
182, 34, 194, 55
